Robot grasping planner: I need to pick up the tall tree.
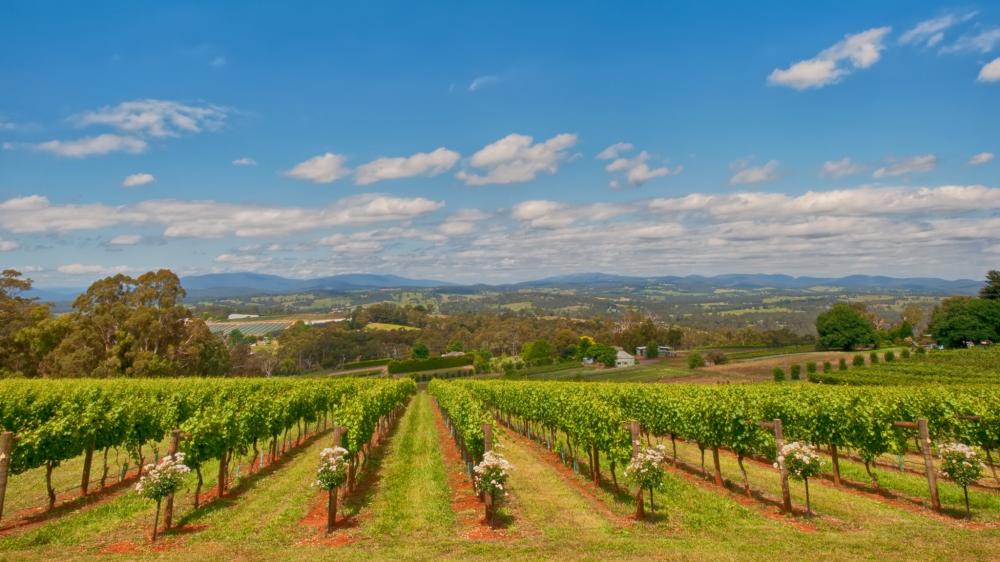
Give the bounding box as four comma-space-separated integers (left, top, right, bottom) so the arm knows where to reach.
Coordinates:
981, 270, 1000, 300
815, 303, 877, 350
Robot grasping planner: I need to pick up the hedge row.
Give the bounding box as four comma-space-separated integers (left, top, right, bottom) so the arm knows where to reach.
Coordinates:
343, 358, 392, 370
387, 355, 473, 374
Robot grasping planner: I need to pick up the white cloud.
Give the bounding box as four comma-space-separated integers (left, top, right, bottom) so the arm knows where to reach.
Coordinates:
215, 253, 272, 268
820, 157, 867, 178
941, 28, 1000, 53
872, 154, 938, 178
468, 75, 499, 92
596, 142, 635, 160
768, 27, 891, 90
73, 99, 228, 138
456, 133, 577, 185
28, 134, 148, 158
285, 152, 350, 183
354, 147, 460, 185
0, 193, 444, 238
57, 264, 132, 275
900, 12, 977, 48
0, 239, 18, 251
729, 159, 780, 185
512, 199, 634, 229
605, 150, 681, 187
437, 209, 490, 236
232, 157, 257, 166
122, 173, 155, 187
109, 234, 142, 245
978, 57, 1000, 82
968, 152, 996, 165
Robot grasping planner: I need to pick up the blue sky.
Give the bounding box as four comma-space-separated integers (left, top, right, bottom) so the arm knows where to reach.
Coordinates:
1, 1, 999, 286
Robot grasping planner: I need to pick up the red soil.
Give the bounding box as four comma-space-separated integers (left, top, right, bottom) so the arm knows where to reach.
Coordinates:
432, 401, 518, 541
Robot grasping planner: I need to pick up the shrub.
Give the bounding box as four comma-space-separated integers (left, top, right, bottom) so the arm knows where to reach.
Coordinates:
823, 361, 832, 373
884, 350, 895, 362
806, 362, 817, 374
839, 358, 848, 370
687, 352, 706, 369
869, 351, 879, 364
705, 350, 729, 365
901, 348, 911, 359
852, 354, 865, 367
773, 367, 785, 382
790, 364, 801, 380
916, 346, 927, 355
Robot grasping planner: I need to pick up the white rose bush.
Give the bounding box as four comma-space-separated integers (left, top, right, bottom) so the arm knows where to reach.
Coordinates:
777, 442, 823, 515
473, 450, 512, 522
625, 444, 667, 515
314, 446, 349, 532
938, 443, 985, 519
134, 453, 190, 541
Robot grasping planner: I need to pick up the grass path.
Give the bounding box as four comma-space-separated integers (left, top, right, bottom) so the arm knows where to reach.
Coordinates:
363, 391, 453, 538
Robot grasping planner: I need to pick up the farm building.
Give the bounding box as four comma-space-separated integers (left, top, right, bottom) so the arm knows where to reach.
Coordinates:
615, 349, 635, 368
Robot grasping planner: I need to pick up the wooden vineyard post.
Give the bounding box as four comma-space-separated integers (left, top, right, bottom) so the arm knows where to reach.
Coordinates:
483, 422, 494, 522
163, 429, 182, 530
0, 432, 15, 522
895, 419, 940, 511
81, 435, 96, 496
630, 420, 644, 519
830, 444, 841, 485
761, 419, 792, 513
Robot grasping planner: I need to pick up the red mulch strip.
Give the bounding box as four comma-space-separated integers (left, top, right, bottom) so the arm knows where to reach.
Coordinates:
432, 402, 519, 541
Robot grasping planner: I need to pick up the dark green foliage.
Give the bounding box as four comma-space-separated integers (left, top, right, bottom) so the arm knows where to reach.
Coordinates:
790, 364, 801, 380
869, 351, 879, 364
901, 348, 911, 359
980, 270, 1000, 300
884, 351, 895, 362
388, 354, 473, 374
853, 354, 865, 367
929, 297, 1000, 348
823, 361, 832, 373
816, 303, 877, 350
806, 361, 817, 374
772, 367, 785, 382
411, 342, 430, 359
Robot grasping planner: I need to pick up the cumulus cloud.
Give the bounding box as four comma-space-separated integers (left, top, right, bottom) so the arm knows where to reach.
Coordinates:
512, 199, 634, 229
437, 208, 490, 236
73, 99, 228, 138
232, 157, 257, 166
468, 75, 499, 92
872, 154, 938, 178
27, 134, 148, 158
729, 159, 780, 185
58, 264, 132, 275
285, 152, 350, 183
768, 27, 891, 90
599, 144, 680, 187
900, 13, 976, 48
968, 152, 996, 165
122, 173, 155, 187
0, 193, 444, 238
354, 147, 460, 185
109, 234, 142, 245
978, 57, 1000, 82
820, 157, 867, 178
456, 133, 577, 185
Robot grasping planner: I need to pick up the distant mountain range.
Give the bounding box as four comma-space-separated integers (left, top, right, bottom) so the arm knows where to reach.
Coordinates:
179, 272, 454, 298
520, 272, 982, 293
27, 271, 981, 303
